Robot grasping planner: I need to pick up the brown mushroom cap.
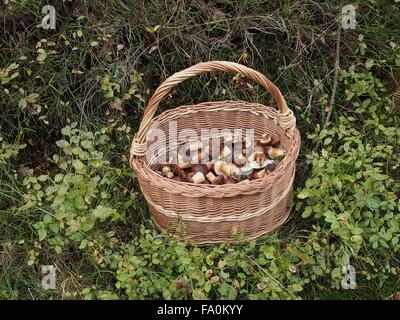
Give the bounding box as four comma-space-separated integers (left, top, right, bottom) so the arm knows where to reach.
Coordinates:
265, 162, 276, 173
270, 137, 280, 146
260, 133, 272, 146
212, 175, 225, 185
170, 164, 187, 177
226, 177, 238, 184
150, 163, 162, 172
192, 164, 209, 176
263, 145, 273, 159
181, 176, 194, 183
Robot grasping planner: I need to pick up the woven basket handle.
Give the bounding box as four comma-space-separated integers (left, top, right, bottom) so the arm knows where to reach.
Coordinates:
131, 61, 295, 157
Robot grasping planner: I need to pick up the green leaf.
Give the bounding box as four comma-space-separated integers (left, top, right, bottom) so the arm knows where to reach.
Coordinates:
18, 98, 27, 109
37, 174, 48, 182
8, 63, 19, 70
269, 261, 279, 275
369, 235, 379, 243
297, 190, 309, 199
38, 228, 47, 241
61, 126, 72, 136
365, 59, 374, 70
56, 140, 69, 148
79, 239, 88, 249
54, 174, 64, 182
37, 52, 47, 62
92, 206, 116, 221
72, 159, 85, 170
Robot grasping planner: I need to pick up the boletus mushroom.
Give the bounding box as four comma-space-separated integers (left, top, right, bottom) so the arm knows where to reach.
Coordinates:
226, 177, 238, 184
270, 137, 280, 146
251, 169, 266, 180
181, 176, 194, 183
192, 172, 206, 184
220, 163, 239, 177
212, 175, 225, 185
171, 164, 187, 178
260, 133, 272, 146
265, 162, 276, 173
267, 147, 286, 160
192, 164, 209, 176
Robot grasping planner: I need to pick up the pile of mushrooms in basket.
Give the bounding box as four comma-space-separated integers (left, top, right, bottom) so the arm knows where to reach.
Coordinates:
149, 132, 287, 185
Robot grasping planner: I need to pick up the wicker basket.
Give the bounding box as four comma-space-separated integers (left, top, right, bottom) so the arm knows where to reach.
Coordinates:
130, 61, 300, 244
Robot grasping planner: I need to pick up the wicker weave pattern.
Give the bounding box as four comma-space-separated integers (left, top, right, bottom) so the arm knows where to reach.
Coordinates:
130, 61, 300, 244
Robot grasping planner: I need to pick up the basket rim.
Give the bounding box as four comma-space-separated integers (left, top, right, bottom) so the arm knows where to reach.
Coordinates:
131, 100, 301, 196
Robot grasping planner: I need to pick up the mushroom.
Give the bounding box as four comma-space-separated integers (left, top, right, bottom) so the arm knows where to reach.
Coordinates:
206, 161, 214, 170
226, 177, 238, 184
171, 164, 187, 178
162, 166, 171, 176
212, 175, 225, 185
254, 145, 264, 154
181, 176, 194, 183
191, 150, 207, 164
220, 163, 239, 177
260, 133, 272, 146
177, 154, 191, 169
254, 146, 266, 167
206, 172, 225, 185
270, 137, 280, 146
219, 145, 232, 159
265, 162, 276, 173
251, 169, 266, 180
267, 147, 287, 160
165, 172, 174, 179
236, 164, 254, 180
205, 171, 216, 183
213, 160, 226, 177
192, 172, 206, 184
233, 152, 246, 165
250, 158, 274, 170
192, 164, 209, 176
263, 145, 272, 158
150, 163, 162, 172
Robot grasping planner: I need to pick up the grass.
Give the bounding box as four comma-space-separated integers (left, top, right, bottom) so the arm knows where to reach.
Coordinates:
0, 0, 399, 299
